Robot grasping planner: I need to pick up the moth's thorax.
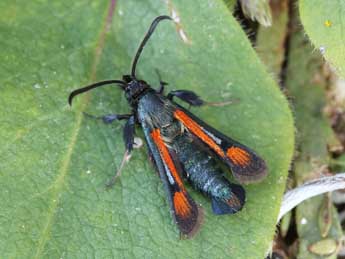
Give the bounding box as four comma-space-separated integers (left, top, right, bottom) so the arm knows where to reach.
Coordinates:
137, 92, 178, 133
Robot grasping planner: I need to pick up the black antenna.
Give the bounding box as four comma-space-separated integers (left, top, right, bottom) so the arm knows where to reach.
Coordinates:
68, 80, 125, 105
131, 15, 172, 78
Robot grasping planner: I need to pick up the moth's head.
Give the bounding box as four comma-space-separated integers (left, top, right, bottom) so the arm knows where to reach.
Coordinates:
68, 16, 172, 107
122, 15, 171, 106
122, 75, 150, 105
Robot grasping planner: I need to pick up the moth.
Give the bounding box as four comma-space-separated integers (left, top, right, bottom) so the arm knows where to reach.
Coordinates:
68, 15, 267, 237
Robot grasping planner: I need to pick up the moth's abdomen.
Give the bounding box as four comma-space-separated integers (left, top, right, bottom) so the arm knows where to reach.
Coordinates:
174, 135, 230, 199
173, 133, 245, 215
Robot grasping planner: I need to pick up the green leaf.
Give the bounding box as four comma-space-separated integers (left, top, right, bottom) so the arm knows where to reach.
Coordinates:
223, 0, 237, 11
0, 0, 294, 258
299, 1, 345, 78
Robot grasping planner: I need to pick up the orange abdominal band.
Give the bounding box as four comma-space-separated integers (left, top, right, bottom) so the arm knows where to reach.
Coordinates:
151, 129, 184, 189
227, 146, 250, 166
174, 110, 224, 157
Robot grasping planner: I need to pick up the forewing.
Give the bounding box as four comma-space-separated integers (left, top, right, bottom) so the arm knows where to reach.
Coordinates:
173, 106, 267, 184
141, 123, 201, 237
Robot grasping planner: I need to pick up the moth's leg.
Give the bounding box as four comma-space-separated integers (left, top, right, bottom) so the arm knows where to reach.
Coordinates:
122, 115, 136, 153
167, 90, 204, 106
83, 112, 132, 124
106, 115, 136, 188
106, 150, 131, 188
155, 69, 168, 94
167, 90, 237, 107
158, 81, 168, 94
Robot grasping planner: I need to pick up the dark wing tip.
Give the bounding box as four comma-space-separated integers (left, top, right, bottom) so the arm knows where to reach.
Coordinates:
226, 145, 268, 184
232, 156, 268, 184
211, 184, 246, 215
179, 206, 204, 239
174, 192, 203, 238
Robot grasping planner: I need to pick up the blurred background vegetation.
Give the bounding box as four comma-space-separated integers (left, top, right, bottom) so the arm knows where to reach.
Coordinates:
236, 0, 345, 258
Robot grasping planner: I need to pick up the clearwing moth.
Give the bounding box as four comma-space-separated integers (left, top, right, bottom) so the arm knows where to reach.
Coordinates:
68, 15, 267, 237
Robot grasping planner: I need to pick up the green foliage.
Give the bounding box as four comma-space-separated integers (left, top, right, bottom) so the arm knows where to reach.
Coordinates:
299, 1, 345, 78
256, 0, 289, 76
0, 0, 294, 258
285, 9, 343, 259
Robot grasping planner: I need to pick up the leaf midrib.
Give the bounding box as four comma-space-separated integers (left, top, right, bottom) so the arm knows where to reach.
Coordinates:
33, 1, 117, 257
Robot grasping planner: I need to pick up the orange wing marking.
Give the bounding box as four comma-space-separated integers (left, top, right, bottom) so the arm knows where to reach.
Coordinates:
174, 110, 224, 157
227, 146, 251, 166
151, 128, 184, 189
173, 191, 191, 218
